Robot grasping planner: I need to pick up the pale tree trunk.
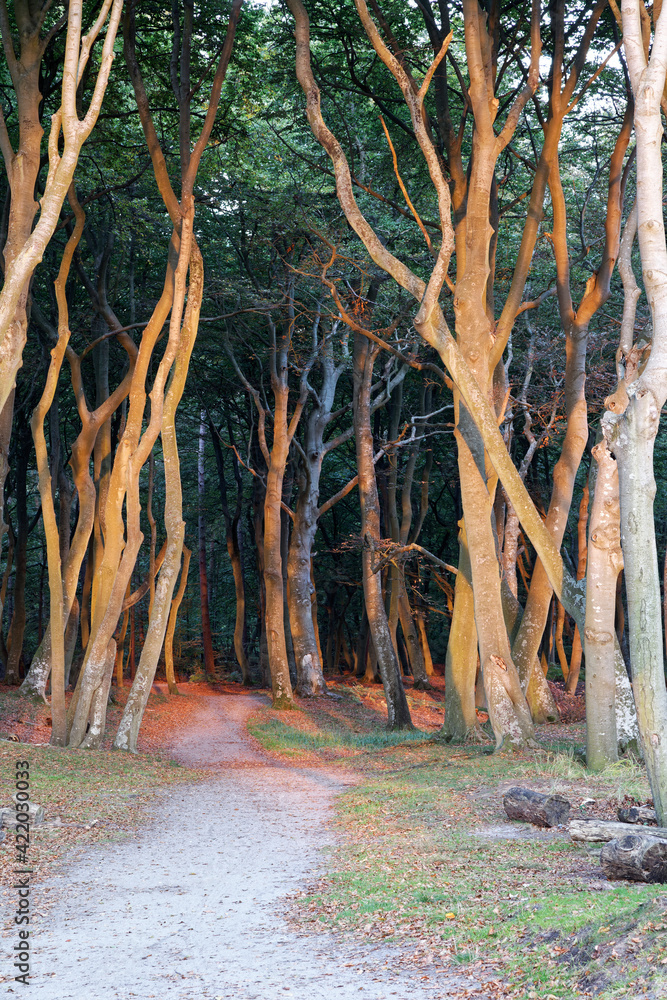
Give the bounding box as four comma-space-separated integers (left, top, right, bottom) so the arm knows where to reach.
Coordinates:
584, 441, 622, 770
198, 410, 215, 674
72, 0, 242, 749
288, 475, 326, 695
20, 276, 138, 703
512, 101, 632, 721
0, 0, 124, 576
165, 545, 191, 694
29, 199, 86, 744
288, 0, 592, 747
354, 331, 412, 729
605, 2, 667, 823
114, 247, 202, 752
287, 328, 348, 696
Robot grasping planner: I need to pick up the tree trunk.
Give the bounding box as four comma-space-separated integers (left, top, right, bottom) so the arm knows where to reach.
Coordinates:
566, 482, 589, 693
5, 428, 30, 684
442, 519, 480, 740
198, 410, 215, 674
457, 414, 535, 750
114, 244, 202, 751
210, 420, 250, 683
601, 5, 667, 823
584, 440, 622, 770
165, 545, 191, 694
287, 481, 326, 695
263, 428, 295, 707
353, 331, 412, 729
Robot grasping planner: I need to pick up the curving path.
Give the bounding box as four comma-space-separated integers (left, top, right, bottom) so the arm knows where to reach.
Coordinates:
5, 692, 492, 999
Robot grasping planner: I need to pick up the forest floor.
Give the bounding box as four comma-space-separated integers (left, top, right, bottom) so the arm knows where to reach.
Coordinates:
0, 674, 664, 999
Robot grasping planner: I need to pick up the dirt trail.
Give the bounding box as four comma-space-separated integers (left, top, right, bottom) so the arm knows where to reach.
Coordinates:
10, 691, 490, 999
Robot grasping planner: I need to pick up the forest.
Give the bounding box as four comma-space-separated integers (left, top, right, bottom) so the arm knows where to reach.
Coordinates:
1, 0, 667, 819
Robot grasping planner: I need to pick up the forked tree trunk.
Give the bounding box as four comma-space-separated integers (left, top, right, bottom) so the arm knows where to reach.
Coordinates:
286, 334, 347, 696
354, 331, 412, 729
0, 1, 124, 581
114, 246, 203, 751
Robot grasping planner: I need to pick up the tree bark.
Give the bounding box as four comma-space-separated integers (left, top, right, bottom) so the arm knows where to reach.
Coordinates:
600, 834, 667, 883
165, 545, 191, 694
503, 787, 571, 827
210, 419, 249, 683
354, 330, 412, 729
584, 440, 622, 770
198, 409, 215, 674
5, 421, 31, 684
441, 519, 480, 740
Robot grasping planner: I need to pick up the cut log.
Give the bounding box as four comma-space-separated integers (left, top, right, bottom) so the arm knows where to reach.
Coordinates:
503, 787, 571, 827
600, 834, 667, 883
617, 804, 657, 826
570, 818, 667, 842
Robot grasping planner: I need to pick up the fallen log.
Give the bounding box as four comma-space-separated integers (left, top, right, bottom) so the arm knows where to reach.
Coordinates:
503, 787, 571, 828
600, 834, 667, 883
617, 804, 657, 826
570, 818, 667, 842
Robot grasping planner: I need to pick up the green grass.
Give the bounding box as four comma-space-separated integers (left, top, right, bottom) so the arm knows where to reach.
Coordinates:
249, 717, 429, 755
251, 709, 667, 999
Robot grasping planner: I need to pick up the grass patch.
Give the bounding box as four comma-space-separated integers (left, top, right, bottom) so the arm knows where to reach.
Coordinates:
249, 717, 428, 756
250, 696, 667, 1000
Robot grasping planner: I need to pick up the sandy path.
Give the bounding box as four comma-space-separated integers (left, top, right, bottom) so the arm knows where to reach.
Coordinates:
5, 692, 487, 999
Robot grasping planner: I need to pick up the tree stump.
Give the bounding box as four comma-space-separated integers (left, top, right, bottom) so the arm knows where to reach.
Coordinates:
600, 834, 667, 883
503, 787, 571, 827
617, 804, 657, 826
